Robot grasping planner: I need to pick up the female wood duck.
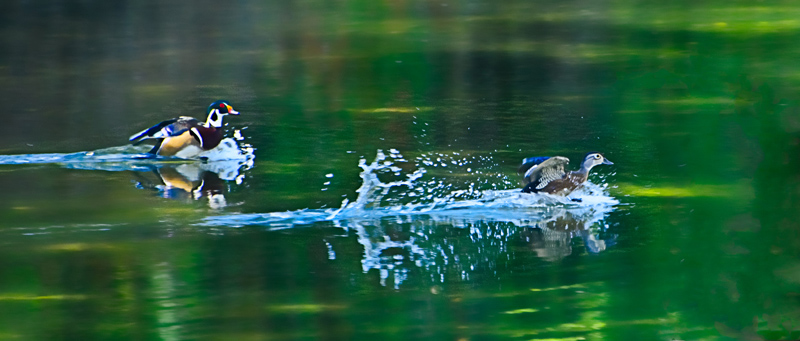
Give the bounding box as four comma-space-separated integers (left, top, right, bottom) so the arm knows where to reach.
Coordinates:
518, 152, 613, 195
129, 100, 239, 158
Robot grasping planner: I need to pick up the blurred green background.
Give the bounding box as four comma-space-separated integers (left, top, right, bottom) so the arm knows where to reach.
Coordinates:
1, 0, 800, 339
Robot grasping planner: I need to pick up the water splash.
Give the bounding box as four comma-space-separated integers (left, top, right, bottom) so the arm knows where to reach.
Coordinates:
209, 149, 617, 225
203, 149, 619, 288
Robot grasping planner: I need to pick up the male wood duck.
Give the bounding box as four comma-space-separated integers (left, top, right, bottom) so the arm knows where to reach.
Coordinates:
129, 100, 239, 158
518, 152, 613, 195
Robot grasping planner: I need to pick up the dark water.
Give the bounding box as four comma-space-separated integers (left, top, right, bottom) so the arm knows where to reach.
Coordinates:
2, 0, 800, 340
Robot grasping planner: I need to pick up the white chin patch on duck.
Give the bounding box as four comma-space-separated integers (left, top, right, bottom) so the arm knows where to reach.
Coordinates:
206, 109, 225, 128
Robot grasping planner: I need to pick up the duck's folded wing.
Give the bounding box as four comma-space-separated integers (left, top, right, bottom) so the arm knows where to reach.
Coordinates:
524, 156, 569, 189
129, 117, 199, 143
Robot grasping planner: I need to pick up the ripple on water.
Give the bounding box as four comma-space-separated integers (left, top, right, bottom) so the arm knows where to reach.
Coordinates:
0, 133, 255, 179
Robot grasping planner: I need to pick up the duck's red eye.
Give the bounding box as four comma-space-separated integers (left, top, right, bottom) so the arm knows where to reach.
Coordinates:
219, 104, 225, 108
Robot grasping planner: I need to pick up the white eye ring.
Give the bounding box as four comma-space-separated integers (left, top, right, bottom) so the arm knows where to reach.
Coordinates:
594, 154, 601, 159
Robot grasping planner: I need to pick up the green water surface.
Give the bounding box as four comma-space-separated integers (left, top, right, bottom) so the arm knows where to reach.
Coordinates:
1, 0, 800, 340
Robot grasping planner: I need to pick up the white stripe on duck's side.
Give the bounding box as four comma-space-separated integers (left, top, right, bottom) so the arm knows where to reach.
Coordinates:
190, 127, 204, 147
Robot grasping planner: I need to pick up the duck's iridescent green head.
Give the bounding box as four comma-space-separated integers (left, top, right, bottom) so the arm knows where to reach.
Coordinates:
208, 100, 238, 116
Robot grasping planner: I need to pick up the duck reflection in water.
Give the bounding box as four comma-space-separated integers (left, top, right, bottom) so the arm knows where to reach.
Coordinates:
518, 207, 616, 262
133, 163, 234, 208
330, 205, 615, 288
49, 136, 253, 208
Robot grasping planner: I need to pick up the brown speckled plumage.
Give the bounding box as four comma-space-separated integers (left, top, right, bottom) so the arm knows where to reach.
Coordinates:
520, 153, 613, 196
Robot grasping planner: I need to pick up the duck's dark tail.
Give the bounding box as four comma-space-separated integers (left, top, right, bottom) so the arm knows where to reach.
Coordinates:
130, 136, 163, 154
521, 182, 540, 193
147, 140, 163, 154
